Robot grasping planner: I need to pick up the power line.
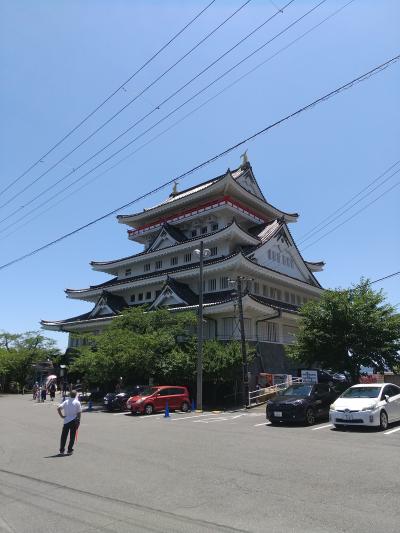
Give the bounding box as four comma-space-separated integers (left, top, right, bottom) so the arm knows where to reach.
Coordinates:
0, 0, 217, 199
0, 0, 256, 211
300, 177, 400, 252
0, 0, 323, 227
0, 0, 356, 243
297, 160, 400, 245
370, 271, 400, 285
0, 53, 398, 271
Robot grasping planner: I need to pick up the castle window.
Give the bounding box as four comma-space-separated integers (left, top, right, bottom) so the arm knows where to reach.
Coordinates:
208, 279, 217, 291
276, 289, 282, 301
144, 263, 151, 272
290, 293, 296, 304
155, 260, 163, 270
146, 291, 151, 300
125, 268, 131, 277
263, 285, 268, 297
284, 291, 290, 303
253, 282, 260, 294
170, 256, 178, 266
184, 253, 192, 263
130, 294, 136, 303
220, 276, 229, 289
138, 293, 143, 301
201, 226, 208, 234
270, 287, 277, 299
296, 295, 302, 305
210, 246, 218, 256
191, 229, 197, 237
212, 223, 219, 231
155, 290, 161, 298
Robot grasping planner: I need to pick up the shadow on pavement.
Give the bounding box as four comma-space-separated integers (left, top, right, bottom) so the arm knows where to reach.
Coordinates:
43, 454, 70, 459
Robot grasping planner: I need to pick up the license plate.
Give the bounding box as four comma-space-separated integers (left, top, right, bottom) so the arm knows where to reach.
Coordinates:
274, 411, 282, 417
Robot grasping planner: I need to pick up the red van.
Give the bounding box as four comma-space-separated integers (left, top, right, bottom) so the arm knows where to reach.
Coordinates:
127, 385, 190, 415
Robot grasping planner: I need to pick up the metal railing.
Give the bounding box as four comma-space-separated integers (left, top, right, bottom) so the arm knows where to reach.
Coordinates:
248, 377, 303, 406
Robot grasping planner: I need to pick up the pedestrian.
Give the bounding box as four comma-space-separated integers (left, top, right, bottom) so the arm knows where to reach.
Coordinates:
33, 382, 39, 400
49, 382, 56, 401
41, 386, 47, 402
57, 390, 82, 455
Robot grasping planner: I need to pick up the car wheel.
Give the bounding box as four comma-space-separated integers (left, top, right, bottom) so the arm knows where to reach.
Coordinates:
144, 404, 154, 415
379, 410, 388, 431
181, 401, 189, 412
305, 408, 316, 426
269, 420, 279, 426
334, 424, 344, 430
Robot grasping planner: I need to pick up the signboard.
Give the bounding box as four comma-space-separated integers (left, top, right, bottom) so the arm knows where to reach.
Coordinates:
301, 370, 318, 384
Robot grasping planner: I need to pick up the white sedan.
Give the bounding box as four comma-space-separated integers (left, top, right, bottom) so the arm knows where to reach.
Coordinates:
329, 383, 400, 430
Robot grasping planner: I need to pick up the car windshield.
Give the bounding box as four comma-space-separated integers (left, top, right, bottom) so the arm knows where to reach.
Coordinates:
340, 387, 381, 399
279, 384, 313, 396
136, 387, 158, 397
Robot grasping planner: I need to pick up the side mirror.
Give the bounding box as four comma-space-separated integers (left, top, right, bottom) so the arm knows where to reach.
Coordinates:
384, 395, 389, 402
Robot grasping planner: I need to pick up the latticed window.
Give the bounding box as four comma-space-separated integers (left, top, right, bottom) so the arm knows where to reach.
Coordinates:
208, 279, 217, 291
220, 276, 229, 289
253, 282, 260, 294
184, 253, 192, 263
170, 256, 178, 266
210, 246, 218, 256
155, 260, 163, 270
125, 268, 131, 276
144, 263, 151, 272
258, 322, 278, 342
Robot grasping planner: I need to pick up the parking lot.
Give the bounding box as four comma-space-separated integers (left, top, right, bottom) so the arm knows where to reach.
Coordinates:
1, 395, 399, 532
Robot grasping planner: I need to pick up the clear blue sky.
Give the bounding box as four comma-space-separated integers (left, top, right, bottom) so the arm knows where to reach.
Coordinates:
0, 0, 399, 350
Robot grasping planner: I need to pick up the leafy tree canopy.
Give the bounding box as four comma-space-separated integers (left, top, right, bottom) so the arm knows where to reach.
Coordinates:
69, 307, 253, 387
287, 279, 400, 381
0, 331, 61, 389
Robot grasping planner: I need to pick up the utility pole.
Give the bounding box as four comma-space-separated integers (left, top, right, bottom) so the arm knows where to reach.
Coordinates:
194, 241, 210, 411
236, 276, 249, 407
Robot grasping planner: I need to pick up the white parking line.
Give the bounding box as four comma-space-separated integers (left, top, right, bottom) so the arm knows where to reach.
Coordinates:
311, 424, 333, 431
194, 417, 230, 423
170, 413, 219, 421
112, 412, 129, 416
254, 422, 269, 427
384, 426, 400, 435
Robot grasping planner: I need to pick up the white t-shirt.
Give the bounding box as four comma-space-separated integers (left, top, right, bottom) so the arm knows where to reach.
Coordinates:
59, 398, 82, 424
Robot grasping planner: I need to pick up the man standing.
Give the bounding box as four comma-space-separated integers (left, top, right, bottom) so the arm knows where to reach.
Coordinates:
57, 390, 82, 455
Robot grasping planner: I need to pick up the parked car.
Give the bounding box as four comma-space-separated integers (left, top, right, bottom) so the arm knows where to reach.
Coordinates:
127, 385, 190, 415
104, 385, 145, 411
329, 383, 400, 431
266, 383, 339, 426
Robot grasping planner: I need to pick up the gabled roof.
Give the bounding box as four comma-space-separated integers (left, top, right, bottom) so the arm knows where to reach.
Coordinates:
117, 162, 298, 226
90, 220, 259, 272
147, 223, 187, 252
149, 277, 198, 310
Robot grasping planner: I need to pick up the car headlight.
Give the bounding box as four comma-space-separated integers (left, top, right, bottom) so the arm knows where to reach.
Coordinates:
329, 404, 336, 410
361, 404, 377, 412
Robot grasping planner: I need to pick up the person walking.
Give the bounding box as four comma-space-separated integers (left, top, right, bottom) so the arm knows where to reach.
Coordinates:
49, 382, 56, 401
40, 386, 47, 402
57, 390, 82, 455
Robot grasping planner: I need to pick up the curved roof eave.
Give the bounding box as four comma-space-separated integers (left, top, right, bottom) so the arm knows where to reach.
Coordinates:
90, 219, 259, 270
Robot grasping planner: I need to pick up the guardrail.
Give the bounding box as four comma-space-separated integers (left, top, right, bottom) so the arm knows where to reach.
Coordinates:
248, 377, 303, 406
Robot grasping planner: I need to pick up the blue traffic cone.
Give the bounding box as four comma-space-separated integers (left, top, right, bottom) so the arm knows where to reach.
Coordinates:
88, 399, 93, 411
191, 399, 195, 411
164, 401, 170, 418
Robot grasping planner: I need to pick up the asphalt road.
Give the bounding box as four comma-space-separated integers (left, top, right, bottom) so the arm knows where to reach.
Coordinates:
1, 394, 399, 533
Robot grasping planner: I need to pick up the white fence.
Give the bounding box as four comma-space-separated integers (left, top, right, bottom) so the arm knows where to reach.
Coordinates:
248, 377, 303, 406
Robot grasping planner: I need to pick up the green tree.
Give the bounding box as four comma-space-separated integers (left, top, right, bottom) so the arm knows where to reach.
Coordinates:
69, 307, 253, 396
0, 331, 61, 391
287, 279, 400, 382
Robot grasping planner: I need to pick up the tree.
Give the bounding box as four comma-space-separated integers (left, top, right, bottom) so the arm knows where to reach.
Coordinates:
69, 307, 253, 400
0, 331, 61, 391
287, 279, 400, 382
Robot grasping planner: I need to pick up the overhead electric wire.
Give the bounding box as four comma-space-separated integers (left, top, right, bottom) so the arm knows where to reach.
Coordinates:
0, 0, 323, 228
0, 0, 217, 200
300, 175, 400, 252
0, 0, 256, 211
0, 0, 356, 242
297, 159, 400, 245
0, 53, 399, 271
370, 271, 400, 285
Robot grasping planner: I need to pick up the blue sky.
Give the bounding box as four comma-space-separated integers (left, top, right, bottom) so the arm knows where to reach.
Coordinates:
0, 0, 399, 350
